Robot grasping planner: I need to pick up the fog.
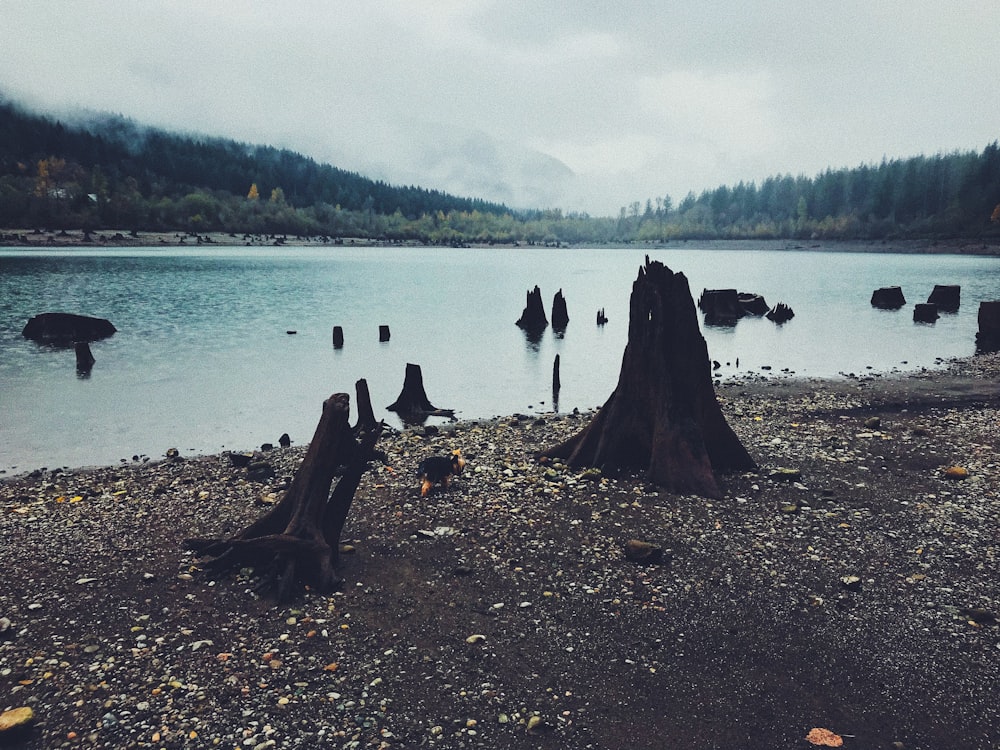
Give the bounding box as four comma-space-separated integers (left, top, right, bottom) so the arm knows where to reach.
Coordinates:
2, 1, 996, 215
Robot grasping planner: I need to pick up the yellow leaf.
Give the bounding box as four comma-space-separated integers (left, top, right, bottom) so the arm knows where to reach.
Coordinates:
805, 727, 844, 746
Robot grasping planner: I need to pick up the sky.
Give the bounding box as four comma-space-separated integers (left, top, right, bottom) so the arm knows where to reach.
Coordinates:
1, 1, 996, 216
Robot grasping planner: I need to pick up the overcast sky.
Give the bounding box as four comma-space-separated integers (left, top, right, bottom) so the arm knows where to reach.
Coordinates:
2, 1, 996, 216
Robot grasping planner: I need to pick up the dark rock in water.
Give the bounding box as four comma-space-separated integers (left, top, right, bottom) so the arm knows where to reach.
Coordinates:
596, 307, 608, 326
927, 284, 960, 312
22, 312, 116, 344
278, 433, 291, 448
871, 286, 906, 310
766, 302, 794, 323
516, 285, 548, 330
976, 300, 1000, 353
913, 303, 939, 323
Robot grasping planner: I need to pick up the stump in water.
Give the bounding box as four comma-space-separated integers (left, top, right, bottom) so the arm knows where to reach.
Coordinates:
516, 285, 548, 330
74, 342, 95, 373
543, 258, 756, 499
552, 289, 569, 331
387, 363, 454, 422
184, 380, 383, 602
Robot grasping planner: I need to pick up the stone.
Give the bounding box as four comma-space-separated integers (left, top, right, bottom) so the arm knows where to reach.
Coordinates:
246, 462, 275, 482
942, 466, 969, 480
768, 467, 802, 482
624, 539, 665, 564
0, 706, 34, 736
840, 575, 862, 591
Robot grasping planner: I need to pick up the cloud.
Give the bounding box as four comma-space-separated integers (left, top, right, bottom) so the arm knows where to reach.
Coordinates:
1, 1, 997, 216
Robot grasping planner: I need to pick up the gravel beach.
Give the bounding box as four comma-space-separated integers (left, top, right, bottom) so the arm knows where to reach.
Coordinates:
2, 354, 999, 749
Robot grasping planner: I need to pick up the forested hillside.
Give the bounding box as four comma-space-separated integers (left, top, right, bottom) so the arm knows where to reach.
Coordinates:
1, 98, 998, 244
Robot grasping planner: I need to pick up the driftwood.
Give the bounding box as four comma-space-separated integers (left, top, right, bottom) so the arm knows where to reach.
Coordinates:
184, 379, 383, 602
543, 258, 756, 499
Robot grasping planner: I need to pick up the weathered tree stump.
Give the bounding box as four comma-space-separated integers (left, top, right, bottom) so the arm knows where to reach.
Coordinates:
738, 292, 769, 317
543, 258, 756, 499
927, 284, 960, 312
871, 286, 906, 310
516, 285, 548, 330
552, 289, 569, 331
976, 300, 1000, 352
184, 380, 383, 602
766, 302, 795, 323
596, 308, 608, 326
698, 289, 743, 326
913, 303, 939, 323
387, 363, 454, 421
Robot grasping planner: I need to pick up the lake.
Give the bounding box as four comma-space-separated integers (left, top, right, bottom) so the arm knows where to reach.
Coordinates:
1, 244, 998, 474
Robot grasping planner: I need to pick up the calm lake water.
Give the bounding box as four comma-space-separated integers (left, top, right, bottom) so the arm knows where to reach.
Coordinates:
2, 244, 998, 474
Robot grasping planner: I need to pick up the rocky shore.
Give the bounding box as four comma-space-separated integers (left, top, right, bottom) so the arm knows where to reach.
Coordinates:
2, 355, 999, 749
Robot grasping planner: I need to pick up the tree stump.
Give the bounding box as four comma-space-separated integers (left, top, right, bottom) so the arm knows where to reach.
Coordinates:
977, 301, 1000, 352
184, 380, 383, 602
552, 289, 569, 331
871, 286, 906, 310
516, 285, 548, 330
927, 284, 960, 312
543, 258, 756, 499
387, 363, 454, 422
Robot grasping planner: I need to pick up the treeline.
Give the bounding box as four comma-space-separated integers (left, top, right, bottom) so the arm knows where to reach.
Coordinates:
1, 97, 998, 244
620, 146, 1000, 242
0, 99, 511, 238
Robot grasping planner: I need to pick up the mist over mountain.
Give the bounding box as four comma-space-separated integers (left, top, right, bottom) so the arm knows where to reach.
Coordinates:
2, 94, 998, 245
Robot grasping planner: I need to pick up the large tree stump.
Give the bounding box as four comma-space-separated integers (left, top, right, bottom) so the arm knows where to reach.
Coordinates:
185, 380, 383, 601
543, 258, 756, 499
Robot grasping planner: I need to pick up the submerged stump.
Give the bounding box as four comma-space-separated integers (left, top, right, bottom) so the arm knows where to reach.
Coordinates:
387, 363, 454, 421
516, 285, 548, 331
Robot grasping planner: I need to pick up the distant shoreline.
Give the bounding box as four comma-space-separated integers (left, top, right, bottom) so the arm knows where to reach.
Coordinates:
2, 228, 1000, 255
